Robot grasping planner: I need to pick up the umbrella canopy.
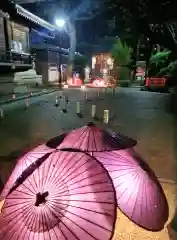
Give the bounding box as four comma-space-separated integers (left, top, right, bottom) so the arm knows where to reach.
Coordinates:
0, 144, 53, 200
0, 150, 117, 240
92, 149, 169, 231
58, 122, 137, 152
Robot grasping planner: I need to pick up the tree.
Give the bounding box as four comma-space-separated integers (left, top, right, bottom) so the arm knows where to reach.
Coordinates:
111, 39, 132, 66
103, 0, 177, 80
149, 50, 171, 76
111, 39, 132, 80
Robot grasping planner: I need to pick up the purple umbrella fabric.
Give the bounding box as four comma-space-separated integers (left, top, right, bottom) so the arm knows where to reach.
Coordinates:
58, 122, 137, 152
92, 149, 169, 231
0, 144, 53, 200
0, 150, 117, 240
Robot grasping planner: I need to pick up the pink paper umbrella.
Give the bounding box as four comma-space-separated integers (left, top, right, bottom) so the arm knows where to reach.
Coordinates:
0, 150, 117, 240
0, 144, 53, 200
92, 149, 169, 231
58, 122, 137, 152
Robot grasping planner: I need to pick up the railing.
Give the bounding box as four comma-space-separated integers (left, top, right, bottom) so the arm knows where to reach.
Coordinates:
0, 50, 32, 66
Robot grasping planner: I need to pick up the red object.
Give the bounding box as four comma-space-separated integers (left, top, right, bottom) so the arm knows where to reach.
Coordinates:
92, 149, 169, 231
136, 67, 145, 76
0, 144, 53, 200
85, 78, 106, 88
0, 151, 116, 240
58, 122, 137, 152
67, 77, 83, 86
145, 77, 167, 87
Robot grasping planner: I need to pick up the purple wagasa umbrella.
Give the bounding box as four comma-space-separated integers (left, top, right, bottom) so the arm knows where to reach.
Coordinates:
0, 150, 117, 240
92, 149, 169, 231
0, 144, 53, 200
57, 122, 137, 152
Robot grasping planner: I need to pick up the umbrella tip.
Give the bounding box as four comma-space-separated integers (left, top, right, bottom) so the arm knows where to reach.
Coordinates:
87, 122, 95, 127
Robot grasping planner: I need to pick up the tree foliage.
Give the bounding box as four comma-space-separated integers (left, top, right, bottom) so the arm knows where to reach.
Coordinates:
104, 0, 177, 47
149, 50, 171, 76
150, 50, 171, 67
111, 39, 132, 66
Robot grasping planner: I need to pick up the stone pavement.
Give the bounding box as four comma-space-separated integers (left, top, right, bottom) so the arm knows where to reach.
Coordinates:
0, 87, 176, 181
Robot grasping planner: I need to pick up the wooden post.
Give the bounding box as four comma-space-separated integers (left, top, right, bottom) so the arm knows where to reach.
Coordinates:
103, 110, 109, 124
91, 105, 96, 118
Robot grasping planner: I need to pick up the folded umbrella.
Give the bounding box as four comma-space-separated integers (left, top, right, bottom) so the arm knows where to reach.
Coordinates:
57, 122, 137, 152
92, 149, 169, 231
0, 150, 117, 240
0, 144, 53, 200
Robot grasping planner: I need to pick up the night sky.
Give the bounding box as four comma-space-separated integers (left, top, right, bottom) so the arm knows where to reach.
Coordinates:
14, 0, 110, 43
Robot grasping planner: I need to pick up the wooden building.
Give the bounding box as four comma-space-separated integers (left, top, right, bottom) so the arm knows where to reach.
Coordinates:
0, 1, 81, 92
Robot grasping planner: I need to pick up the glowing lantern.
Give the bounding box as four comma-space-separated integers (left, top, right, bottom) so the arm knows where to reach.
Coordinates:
92, 57, 96, 69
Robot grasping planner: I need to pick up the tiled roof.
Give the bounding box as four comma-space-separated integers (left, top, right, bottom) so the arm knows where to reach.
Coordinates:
16, 4, 55, 31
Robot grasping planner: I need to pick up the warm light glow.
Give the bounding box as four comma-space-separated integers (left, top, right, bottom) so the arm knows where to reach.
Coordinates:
55, 19, 66, 28
64, 84, 68, 88
85, 67, 90, 73
92, 57, 96, 69
0, 200, 5, 213
107, 58, 113, 65
103, 68, 108, 74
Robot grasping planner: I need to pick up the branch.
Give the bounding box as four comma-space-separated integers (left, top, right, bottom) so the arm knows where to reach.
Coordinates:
166, 23, 177, 43
75, 12, 100, 21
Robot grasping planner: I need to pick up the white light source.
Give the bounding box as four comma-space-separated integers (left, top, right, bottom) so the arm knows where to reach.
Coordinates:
55, 19, 66, 28
103, 68, 108, 74
85, 67, 90, 73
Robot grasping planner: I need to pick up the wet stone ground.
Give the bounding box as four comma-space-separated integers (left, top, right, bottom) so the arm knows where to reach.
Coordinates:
0, 87, 176, 183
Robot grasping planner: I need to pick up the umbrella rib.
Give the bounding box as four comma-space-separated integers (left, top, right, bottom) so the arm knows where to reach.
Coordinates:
90, 129, 96, 151
43, 204, 68, 240
52, 190, 114, 198
76, 129, 88, 150
53, 166, 105, 193
3, 201, 33, 216
116, 170, 139, 202
48, 153, 85, 187
54, 203, 111, 232
46, 204, 81, 240
112, 169, 137, 180
9, 188, 34, 197
8, 152, 51, 196
140, 174, 147, 225
43, 207, 55, 240
41, 158, 47, 193
51, 156, 90, 188
56, 177, 110, 195
49, 204, 101, 240
0, 203, 35, 238
136, 171, 147, 225
5, 198, 34, 208
26, 208, 38, 240
48, 200, 113, 217
52, 198, 114, 204
130, 170, 144, 219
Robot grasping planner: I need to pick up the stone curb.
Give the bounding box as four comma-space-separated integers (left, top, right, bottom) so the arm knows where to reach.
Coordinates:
0, 89, 59, 105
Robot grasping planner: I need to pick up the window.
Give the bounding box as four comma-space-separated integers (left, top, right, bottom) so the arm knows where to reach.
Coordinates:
10, 22, 29, 54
